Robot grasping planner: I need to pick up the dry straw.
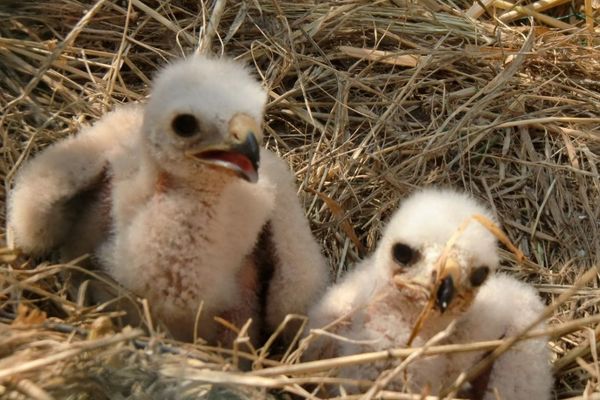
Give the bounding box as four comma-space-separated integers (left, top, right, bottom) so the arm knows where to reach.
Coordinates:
1, 0, 600, 399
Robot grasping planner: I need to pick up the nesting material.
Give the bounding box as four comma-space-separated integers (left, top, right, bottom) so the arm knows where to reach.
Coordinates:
1, 0, 600, 398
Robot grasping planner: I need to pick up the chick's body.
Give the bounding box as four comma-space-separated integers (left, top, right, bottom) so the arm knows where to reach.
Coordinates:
104, 143, 277, 343
327, 270, 550, 398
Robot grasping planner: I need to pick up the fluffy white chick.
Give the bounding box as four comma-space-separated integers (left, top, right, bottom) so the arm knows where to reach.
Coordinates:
7, 55, 328, 345
306, 188, 552, 399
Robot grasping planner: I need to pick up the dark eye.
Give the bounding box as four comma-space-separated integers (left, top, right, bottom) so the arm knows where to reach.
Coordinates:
392, 243, 418, 266
469, 266, 489, 287
172, 113, 199, 137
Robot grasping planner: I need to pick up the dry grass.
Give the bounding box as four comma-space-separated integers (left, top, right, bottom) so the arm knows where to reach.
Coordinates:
1, 0, 600, 398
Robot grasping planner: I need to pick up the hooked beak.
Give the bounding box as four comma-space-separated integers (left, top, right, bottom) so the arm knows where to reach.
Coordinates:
435, 256, 460, 313
187, 114, 261, 183
436, 275, 455, 313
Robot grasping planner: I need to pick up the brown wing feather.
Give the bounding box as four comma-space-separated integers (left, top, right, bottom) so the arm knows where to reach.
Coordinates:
59, 166, 112, 262
250, 222, 277, 343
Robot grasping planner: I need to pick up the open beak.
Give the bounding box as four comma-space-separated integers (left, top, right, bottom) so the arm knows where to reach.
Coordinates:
187, 114, 261, 183
435, 256, 461, 313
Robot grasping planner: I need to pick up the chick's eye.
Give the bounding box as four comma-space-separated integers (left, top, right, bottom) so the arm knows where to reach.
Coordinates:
172, 113, 200, 137
469, 266, 489, 287
392, 243, 418, 266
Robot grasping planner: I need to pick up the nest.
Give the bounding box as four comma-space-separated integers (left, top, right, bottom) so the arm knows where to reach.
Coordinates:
1, 0, 600, 398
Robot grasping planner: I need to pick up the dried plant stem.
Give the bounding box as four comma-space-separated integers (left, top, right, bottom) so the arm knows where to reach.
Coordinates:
252, 313, 600, 378
498, 0, 574, 22
2, 0, 108, 113
494, 0, 574, 29
0, 329, 143, 380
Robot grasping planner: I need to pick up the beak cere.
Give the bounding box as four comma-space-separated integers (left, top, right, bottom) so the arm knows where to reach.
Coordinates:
436, 275, 455, 313
189, 114, 261, 183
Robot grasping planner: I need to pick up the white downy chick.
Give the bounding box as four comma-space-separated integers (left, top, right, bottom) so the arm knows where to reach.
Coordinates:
306, 188, 552, 399
7, 55, 328, 345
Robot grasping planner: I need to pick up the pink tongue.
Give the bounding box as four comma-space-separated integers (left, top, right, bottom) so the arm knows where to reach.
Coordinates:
202, 150, 254, 174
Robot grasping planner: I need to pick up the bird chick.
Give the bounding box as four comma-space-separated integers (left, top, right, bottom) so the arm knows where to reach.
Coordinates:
7, 55, 329, 345
306, 188, 552, 399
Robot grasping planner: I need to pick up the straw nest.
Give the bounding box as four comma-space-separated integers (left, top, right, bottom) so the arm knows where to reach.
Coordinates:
1, 0, 599, 399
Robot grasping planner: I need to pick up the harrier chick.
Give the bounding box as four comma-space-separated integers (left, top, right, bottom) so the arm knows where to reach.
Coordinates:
8, 55, 328, 345
306, 188, 552, 399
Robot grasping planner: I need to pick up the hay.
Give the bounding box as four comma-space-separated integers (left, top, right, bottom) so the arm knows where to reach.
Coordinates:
1, 0, 599, 398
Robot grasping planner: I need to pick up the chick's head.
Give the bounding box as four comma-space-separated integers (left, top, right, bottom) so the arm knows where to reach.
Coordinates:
374, 188, 500, 316
141, 56, 267, 183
